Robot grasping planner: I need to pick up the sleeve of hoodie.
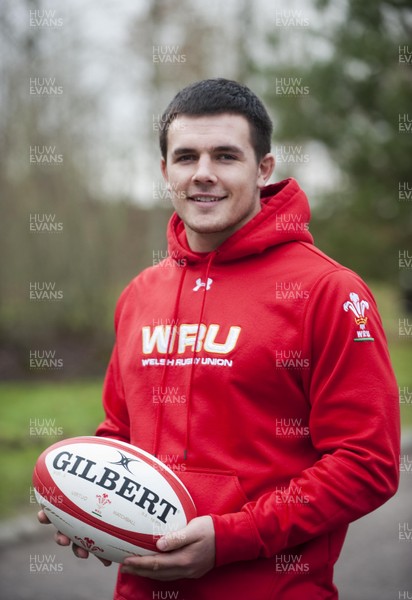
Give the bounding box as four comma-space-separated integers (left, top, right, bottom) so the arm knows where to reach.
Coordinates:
212, 269, 400, 566
95, 284, 132, 443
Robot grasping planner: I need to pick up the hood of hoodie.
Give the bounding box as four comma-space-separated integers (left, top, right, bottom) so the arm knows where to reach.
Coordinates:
167, 178, 314, 264
151, 178, 315, 460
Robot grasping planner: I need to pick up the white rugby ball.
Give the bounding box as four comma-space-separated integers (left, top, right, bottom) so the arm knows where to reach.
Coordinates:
33, 436, 197, 563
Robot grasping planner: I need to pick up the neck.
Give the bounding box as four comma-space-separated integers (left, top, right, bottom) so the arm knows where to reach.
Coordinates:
185, 197, 262, 253
185, 229, 231, 253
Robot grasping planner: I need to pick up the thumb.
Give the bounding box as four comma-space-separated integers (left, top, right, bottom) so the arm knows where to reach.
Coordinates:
156, 526, 189, 552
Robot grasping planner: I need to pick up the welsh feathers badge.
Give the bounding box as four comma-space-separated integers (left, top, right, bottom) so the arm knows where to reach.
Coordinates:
343, 292, 375, 342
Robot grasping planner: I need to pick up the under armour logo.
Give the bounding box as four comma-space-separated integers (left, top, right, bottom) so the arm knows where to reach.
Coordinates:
193, 278, 213, 292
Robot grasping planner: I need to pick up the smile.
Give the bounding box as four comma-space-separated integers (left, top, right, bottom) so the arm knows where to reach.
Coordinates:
189, 196, 226, 203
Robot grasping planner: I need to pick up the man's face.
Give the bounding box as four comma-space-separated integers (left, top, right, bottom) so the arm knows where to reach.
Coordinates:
161, 114, 274, 252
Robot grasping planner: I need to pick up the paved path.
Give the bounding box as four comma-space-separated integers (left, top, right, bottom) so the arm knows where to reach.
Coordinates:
334, 456, 412, 599
1, 442, 411, 600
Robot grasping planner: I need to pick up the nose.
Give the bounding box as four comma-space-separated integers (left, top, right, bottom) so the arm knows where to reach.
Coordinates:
191, 156, 218, 185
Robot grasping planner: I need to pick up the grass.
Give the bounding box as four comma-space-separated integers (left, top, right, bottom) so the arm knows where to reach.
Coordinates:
0, 379, 104, 519
389, 344, 412, 429
370, 282, 412, 429
0, 379, 104, 443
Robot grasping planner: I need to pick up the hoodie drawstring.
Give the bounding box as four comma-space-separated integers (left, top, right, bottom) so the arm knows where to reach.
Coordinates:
184, 252, 216, 461
152, 251, 217, 464
152, 262, 187, 459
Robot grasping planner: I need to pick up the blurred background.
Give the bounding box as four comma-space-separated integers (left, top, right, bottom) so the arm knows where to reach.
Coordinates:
0, 0, 411, 592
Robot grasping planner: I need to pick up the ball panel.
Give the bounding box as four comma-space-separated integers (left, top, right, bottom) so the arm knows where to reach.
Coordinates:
36, 491, 155, 562
34, 484, 159, 551
33, 436, 197, 563
35, 437, 196, 523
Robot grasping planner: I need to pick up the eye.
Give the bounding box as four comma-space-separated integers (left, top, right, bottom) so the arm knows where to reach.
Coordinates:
217, 153, 237, 161
175, 155, 196, 163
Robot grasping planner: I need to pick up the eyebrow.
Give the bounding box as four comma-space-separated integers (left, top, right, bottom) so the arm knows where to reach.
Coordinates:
171, 145, 245, 158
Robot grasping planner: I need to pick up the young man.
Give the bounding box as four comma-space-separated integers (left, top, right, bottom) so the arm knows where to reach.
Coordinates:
40, 78, 400, 599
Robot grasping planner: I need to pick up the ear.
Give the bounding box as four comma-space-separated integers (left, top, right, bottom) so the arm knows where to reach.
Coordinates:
160, 157, 168, 182
257, 153, 275, 188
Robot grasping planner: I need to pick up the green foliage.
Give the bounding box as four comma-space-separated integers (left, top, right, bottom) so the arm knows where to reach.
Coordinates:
0, 0, 174, 377
0, 379, 104, 444
0, 178, 172, 376
0, 379, 104, 518
261, 0, 412, 284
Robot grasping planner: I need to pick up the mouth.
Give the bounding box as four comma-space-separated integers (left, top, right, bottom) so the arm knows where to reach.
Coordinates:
188, 195, 227, 203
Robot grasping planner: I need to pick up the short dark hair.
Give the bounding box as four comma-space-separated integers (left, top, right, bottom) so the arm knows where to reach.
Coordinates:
159, 78, 273, 162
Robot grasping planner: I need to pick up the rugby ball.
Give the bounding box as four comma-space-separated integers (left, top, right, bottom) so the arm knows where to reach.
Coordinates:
33, 436, 197, 563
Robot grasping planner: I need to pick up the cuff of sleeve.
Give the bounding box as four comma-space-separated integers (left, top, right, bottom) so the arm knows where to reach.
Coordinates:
211, 511, 261, 567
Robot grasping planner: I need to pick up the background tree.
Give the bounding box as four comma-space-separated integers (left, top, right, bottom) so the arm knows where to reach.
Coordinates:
260, 0, 412, 301
0, 0, 256, 378
0, 0, 171, 377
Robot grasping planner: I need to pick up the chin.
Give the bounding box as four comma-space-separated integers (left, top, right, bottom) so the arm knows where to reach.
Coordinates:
189, 222, 234, 235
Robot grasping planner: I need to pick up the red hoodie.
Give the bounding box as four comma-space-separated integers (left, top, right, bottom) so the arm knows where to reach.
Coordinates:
96, 178, 400, 600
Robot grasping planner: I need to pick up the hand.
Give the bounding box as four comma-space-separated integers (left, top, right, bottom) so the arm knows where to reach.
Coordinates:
37, 510, 112, 567
120, 516, 215, 581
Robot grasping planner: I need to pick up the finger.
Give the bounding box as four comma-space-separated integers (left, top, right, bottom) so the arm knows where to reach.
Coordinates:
54, 530, 71, 546
122, 552, 185, 577
123, 554, 169, 572
156, 527, 188, 552
37, 510, 51, 525
72, 543, 89, 559
120, 563, 180, 581
98, 556, 112, 567
122, 550, 196, 581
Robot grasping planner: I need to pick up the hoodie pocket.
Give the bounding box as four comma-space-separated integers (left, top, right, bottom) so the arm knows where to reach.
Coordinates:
178, 468, 249, 516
